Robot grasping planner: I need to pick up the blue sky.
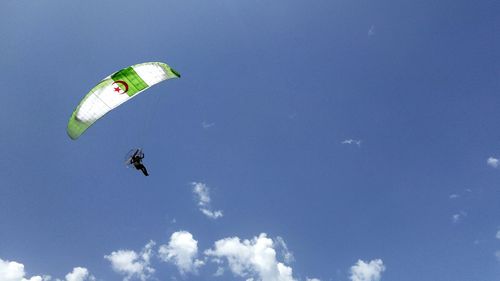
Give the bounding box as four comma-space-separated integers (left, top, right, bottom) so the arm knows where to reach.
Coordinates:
1, 0, 499, 280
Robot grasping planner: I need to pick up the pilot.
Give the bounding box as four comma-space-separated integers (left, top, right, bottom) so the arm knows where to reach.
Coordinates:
130, 149, 149, 176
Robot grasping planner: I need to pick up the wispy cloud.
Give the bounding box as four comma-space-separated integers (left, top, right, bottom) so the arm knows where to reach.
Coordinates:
342, 139, 362, 147
214, 267, 224, 277
104, 241, 155, 281
449, 194, 460, 199
496, 230, 500, 240
200, 209, 223, 219
158, 231, 204, 275
202, 121, 215, 129
192, 182, 224, 220
368, 25, 375, 36
350, 259, 385, 281
487, 157, 499, 168
452, 211, 467, 224
275, 236, 294, 263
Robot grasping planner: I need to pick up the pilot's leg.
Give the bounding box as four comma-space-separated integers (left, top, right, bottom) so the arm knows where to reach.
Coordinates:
140, 166, 149, 176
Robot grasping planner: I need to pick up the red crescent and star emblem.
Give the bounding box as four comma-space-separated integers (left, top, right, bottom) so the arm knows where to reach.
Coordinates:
112, 80, 129, 94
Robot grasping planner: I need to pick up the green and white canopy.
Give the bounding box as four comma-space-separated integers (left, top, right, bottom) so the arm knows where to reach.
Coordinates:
67, 62, 180, 140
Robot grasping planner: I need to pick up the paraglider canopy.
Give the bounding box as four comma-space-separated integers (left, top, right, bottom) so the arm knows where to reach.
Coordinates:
67, 62, 180, 140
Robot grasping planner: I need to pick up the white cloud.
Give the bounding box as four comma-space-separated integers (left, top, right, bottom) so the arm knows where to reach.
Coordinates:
193, 182, 211, 206
105, 241, 155, 281
65, 267, 94, 281
205, 233, 297, 281
275, 236, 294, 264
306, 278, 321, 281
487, 157, 499, 168
368, 25, 375, 36
201, 208, 224, 219
214, 267, 225, 276
495, 251, 500, 262
452, 211, 467, 224
0, 258, 65, 281
449, 194, 459, 199
0, 258, 46, 281
350, 259, 385, 281
192, 182, 224, 220
496, 230, 500, 240
202, 121, 215, 129
342, 139, 361, 147
158, 231, 204, 275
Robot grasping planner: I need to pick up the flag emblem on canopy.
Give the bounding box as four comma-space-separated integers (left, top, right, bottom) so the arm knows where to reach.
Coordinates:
112, 80, 129, 94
